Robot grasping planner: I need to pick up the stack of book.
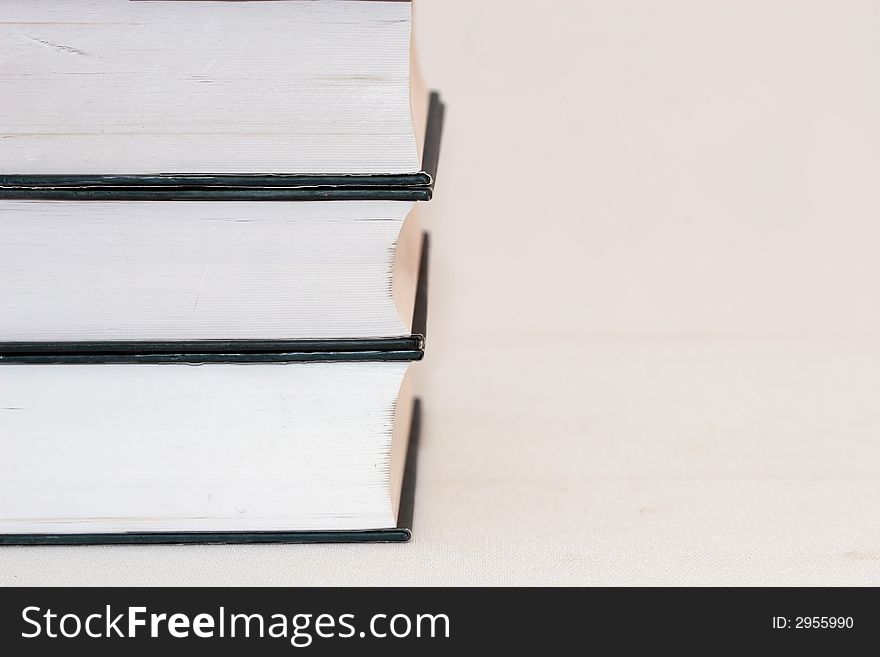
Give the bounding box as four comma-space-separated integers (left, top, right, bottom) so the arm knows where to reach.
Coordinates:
0, 0, 442, 544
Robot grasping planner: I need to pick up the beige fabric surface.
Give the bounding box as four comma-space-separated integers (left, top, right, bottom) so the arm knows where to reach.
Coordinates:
2, 0, 880, 585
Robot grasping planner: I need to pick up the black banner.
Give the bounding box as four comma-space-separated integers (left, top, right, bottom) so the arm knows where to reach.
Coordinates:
0, 587, 873, 653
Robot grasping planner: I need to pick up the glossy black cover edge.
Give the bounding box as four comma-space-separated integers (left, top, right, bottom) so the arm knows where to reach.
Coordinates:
0, 234, 430, 363
0, 93, 445, 201
0, 400, 421, 545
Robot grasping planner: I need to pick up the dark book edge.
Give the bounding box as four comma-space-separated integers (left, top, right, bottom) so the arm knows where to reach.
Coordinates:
0, 400, 421, 545
0, 93, 444, 202
0, 234, 430, 364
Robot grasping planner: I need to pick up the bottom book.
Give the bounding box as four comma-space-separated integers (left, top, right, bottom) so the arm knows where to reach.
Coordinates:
0, 378, 421, 545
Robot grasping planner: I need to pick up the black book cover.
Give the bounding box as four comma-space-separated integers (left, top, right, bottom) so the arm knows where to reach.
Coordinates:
0, 93, 444, 202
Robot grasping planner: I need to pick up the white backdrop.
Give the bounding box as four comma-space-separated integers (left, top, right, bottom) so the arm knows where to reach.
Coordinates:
3, 0, 880, 585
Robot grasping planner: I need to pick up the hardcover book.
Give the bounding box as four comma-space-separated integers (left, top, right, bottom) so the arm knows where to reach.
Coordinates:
0, 1, 441, 200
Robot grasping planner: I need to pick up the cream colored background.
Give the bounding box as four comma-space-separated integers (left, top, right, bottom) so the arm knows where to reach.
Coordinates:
3, 0, 880, 585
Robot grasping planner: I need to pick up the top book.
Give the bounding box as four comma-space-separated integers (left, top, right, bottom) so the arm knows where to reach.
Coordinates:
0, 0, 427, 179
